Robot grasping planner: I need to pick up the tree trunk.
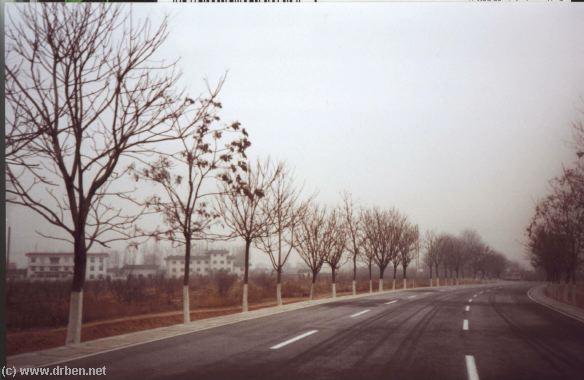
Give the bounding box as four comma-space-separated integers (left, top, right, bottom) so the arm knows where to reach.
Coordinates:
368, 262, 373, 293
403, 278, 407, 290
331, 268, 337, 298
276, 269, 283, 306
65, 291, 83, 345
429, 266, 433, 287
392, 265, 397, 290
182, 238, 192, 323
402, 265, 407, 289
352, 255, 357, 296
379, 267, 385, 291
66, 232, 87, 345
242, 239, 251, 312
309, 272, 317, 300
183, 286, 190, 323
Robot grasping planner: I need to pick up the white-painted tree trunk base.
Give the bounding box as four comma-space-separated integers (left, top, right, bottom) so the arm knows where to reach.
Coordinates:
379, 279, 384, 291
352, 280, 356, 296
403, 279, 407, 289
430, 278, 433, 287
66, 290, 83, 345
183, 286, 190, 323
369, 280, 373, 293
392, 279, 396, 291
437, 278, 440, 286
309, 284, 315, 300
276, 283, 283, 306
242, 284, 249, 312
332, 283, 337, 298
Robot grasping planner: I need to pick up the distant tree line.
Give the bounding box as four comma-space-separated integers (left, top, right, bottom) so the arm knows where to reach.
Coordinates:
526, 121, 584, 283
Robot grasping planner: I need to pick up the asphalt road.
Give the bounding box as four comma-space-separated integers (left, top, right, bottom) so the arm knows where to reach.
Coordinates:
28, 283, 584, 380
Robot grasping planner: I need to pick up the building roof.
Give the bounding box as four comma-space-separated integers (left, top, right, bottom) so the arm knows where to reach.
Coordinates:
26, 252, 109, 257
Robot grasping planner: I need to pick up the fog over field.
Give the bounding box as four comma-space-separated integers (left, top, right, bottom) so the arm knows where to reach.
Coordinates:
6, 4, 584, 268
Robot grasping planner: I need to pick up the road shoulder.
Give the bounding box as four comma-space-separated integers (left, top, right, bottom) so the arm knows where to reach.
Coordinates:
527, 284, 584, 324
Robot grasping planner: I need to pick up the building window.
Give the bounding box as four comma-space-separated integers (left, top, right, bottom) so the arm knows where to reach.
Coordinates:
31, 257, 36, 263
220, 261, 224, 265
50, 257, 59, 264
172, 268, 176, 272
99, 258, 104, 263
197, 268, 201, 272
90, 258, 95, 263
90, 274, 94, 279
99, 266, 103, 271
173, 261, 177, 265
90, 266, 95, 271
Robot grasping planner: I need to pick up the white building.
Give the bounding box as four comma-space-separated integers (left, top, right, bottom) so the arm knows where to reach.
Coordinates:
25, 252, 109, 281
165, 249, 242, 278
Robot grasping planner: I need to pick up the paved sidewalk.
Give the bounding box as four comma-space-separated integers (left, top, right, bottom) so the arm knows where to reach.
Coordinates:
528, 284, 584, 324
7, 283, 489, 369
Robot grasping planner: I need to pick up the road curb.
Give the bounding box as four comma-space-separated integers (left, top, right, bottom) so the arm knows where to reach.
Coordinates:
527, 284, 584, 324
7, 282, 490, 369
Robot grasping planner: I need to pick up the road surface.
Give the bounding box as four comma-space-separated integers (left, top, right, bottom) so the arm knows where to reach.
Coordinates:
25, 283, 584, 380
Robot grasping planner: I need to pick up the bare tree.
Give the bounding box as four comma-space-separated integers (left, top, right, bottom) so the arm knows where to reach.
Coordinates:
388, 211, 407, 291
130, 82, 250, 322
218, 158, 283, 311
431, 234, 447, 286
255, 163, 307, 306
341, 191, 364, 295
424, 230, 439, 286
296, 204, 329, 300
399, 223, 419, 289
5, 4, 197, 344
324, 209, 347, 298
362, 208, 404, 291
359, 216, 376, 293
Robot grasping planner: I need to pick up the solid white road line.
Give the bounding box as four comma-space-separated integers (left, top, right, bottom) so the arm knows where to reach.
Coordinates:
465, 355, 480, 380
270, 330, 318, 350
408, 295, 416, 299
463, 319, 469, 330
385, 300, 398, 305
350, 309, 371, 318
465, 305, 470, 312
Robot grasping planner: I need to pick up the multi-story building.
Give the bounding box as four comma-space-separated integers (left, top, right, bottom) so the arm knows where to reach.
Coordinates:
25, 252, 109, 281
165, 249, 242, 278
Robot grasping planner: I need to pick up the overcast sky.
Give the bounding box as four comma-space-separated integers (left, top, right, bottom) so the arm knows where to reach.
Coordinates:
6, 4, 584, 268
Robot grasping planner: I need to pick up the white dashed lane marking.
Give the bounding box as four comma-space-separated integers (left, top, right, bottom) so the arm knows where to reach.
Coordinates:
270, 330, 318, 350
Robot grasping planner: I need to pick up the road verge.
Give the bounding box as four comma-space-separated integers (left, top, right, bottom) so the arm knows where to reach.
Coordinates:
527, 284, 584, 324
